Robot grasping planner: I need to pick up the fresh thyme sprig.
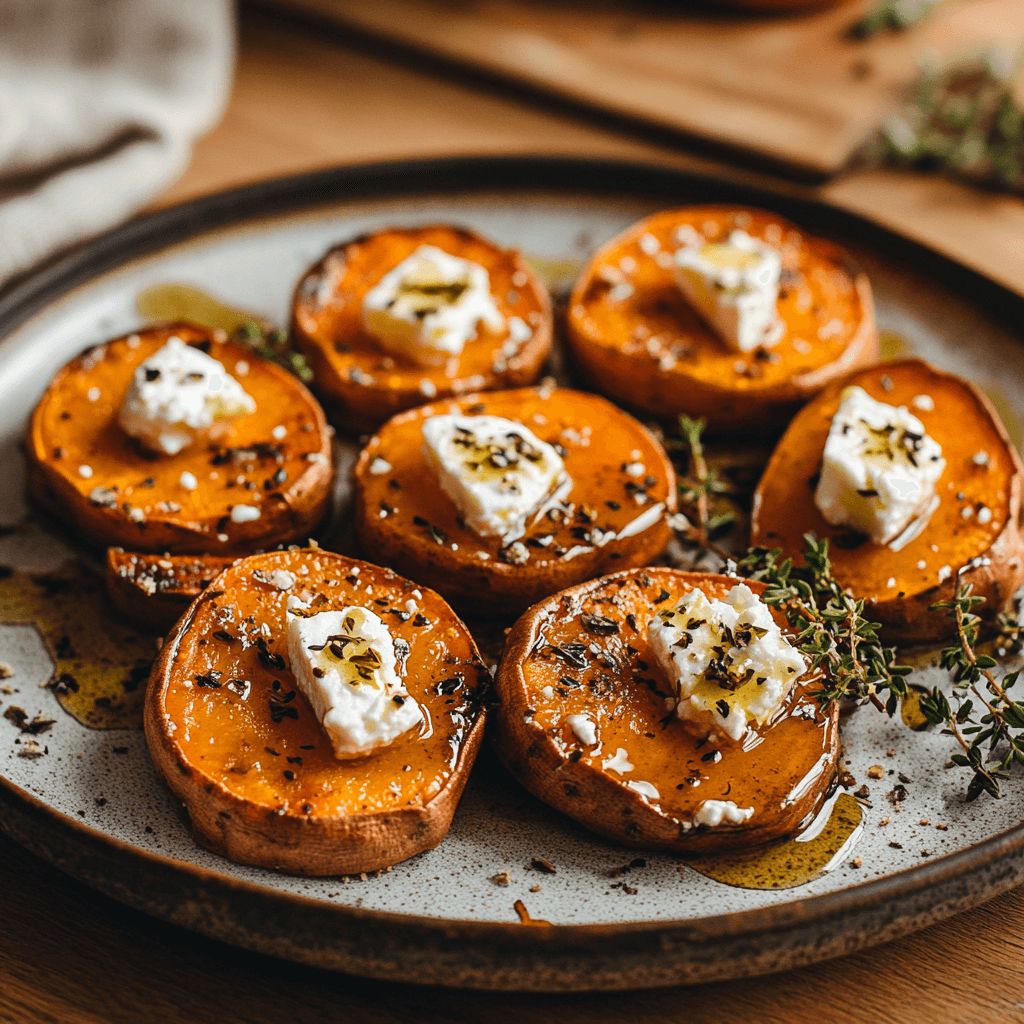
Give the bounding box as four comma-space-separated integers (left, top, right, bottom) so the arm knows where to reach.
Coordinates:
848, 0, 946, 39
863, 48, 1024, 194
671, 415, 735, 561
920, 566, 1024, 800
233, 321, 313, 383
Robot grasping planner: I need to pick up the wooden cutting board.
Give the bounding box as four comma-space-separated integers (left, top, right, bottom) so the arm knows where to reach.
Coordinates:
265, 0, 1024, 177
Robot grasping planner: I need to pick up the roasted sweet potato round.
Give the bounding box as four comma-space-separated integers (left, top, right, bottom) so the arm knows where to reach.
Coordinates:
28, 323, 333, 556
144, 548, 488, 876
291, 225, 553, 434
566, 205, 878, 432
493, 569, 839, 852
106, 548, 234, 634
353, 386, 677, 616
751, 359, 1024, 642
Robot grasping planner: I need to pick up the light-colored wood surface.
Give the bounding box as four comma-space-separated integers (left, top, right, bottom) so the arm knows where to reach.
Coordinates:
6, 8, 1024, 1022
268, 0, 1024, 176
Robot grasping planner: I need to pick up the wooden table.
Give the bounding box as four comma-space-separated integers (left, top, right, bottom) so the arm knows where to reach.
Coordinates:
5, 8, 1024, 1022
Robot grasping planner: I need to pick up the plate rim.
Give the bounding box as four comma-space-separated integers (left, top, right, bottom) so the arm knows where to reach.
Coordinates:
3, 154, 1024, 980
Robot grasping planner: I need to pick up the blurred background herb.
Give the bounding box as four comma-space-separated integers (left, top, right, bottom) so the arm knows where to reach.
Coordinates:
232, 321, 313, 383
849, 0, 948, 39
864, 47, 1024, 193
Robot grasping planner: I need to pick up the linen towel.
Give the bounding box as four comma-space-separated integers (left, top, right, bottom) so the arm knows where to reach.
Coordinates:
0, 0, 234, 289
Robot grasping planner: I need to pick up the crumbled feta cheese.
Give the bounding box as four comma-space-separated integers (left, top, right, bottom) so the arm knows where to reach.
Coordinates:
235, 360, 249, 376
912, 394, 934, 411
649, 583, 807, 743
418, 379, 437, 398
937, 565, 952, 582
917, 559, 927, 569
271, 425, 287, 440
128, 507, 146, 522
674, 229, 781, 352
179, 471, 198, 491
972, 450, 991, 467
508, 316, 533, 345
87, 386, 101, 402
694, 799, 754, 827
119, 336, 255, 455
286, 602, 421, 758
814, 387, 945, 546
886, 577, 896, 589
602, 747, 633, 774
566, 714, 597, 746
78, 464, 93, 479
626, 780, 660, 800
362, 245, 504, 366
369, 457, 392, 476
421, 414, 569, 541
638, 232, 660, 256
230, 504, 261, 523
978, 505, 993, 524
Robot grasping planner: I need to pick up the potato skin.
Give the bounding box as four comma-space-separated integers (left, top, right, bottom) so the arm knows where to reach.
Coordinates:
352, 387, 677, 617
291, 225, 553, 434
566, 205, 879, 433
493, 569, 839, 853
751, 359, 1024, 642
145, 549, 487, 876
28, 323, 333, 555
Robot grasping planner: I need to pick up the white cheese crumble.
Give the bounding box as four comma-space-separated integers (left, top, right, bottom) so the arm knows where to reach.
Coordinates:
119, 336, 255, 455
648, 583, 807, 743
230, 504, 261, 523
286, 601, 421, 758
602, 747, 633, 774
421, 414, 569, 542
673, 229, 781, 352
978, 505, 993, 524
87, 386, 101, 402
362, 245, 504, 366
271, 425, 287, 440
626, 780, 660, 800
694, 799, 754, 828
566, 714, 597, 746
78, 464, 93, 479
814, 386, 945, 547
912, 394, 934, 411
179, 471, 198, 491
369, 457, 392, 476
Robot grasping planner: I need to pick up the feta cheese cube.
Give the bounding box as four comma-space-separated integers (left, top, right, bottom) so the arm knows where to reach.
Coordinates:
694, 799, 754, 827
286, 602, 422, 759
421, 414, 569, 542
673, 230, 781, 352
648, 583, 807, 743
814, 386, 945, 546
362, 245, 504, 367
119, 336, 255, 455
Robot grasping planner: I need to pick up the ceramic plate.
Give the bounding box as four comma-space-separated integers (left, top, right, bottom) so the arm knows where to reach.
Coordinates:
2, 158, 1024, 991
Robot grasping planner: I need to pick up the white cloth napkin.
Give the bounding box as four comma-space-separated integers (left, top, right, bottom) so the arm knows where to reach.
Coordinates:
0, 0, 234, 289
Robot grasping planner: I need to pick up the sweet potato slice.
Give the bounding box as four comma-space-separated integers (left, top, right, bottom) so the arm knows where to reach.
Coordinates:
144, 548, 488, 875
291, 225, 553, 433
566, 205, 878, 432
28, 323, 333, 555
353, 386, 676, 616
105, 549, 233, 633
751, 359, 1024, 642
493, 569, 839, 852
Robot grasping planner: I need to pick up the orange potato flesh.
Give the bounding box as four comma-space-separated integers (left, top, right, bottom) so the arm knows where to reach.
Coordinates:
145, 549, 488, 875
291, 225, 553, 433
567, 205, 878, 431
751, 360, 1024, 640
353, 387, 676, 616
28, 323, 333, 555
494, 569, 838, 852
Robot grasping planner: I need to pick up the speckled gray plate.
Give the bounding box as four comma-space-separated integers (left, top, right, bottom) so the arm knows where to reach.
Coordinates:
2, 158, 1024, 991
